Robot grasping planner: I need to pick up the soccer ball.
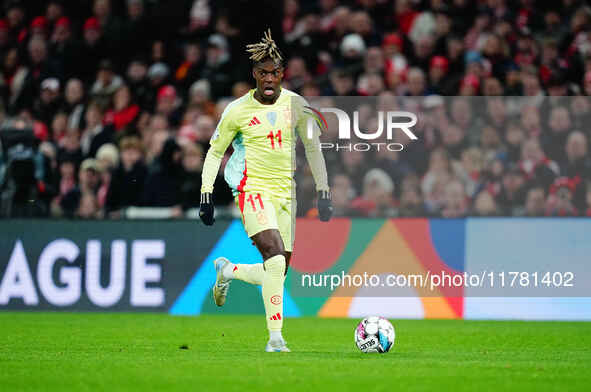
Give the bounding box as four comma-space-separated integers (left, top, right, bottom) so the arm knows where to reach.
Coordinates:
354, 316, 395, 353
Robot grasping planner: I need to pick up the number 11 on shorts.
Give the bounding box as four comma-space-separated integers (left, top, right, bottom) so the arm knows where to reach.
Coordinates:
247, 193, 264, 211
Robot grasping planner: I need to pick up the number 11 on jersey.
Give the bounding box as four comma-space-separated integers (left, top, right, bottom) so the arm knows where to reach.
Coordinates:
267, 130, 282, 149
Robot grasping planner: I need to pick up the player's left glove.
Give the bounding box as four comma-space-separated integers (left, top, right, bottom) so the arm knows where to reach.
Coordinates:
317, 190, 333, 222
199, 192, 215, 226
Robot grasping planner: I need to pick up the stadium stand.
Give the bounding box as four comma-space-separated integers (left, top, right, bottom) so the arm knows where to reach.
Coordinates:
1, 0, 591, 218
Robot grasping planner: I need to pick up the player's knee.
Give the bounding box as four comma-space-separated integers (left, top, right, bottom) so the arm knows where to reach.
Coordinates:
259, 237, 284, 260
265, 254, 286, 278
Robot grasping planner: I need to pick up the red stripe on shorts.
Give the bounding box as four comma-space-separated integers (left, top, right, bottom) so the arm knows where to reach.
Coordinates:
238, 192, 245, 214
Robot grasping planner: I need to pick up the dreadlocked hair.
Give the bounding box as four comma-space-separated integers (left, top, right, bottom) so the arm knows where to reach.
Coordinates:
246, 29, 283, 65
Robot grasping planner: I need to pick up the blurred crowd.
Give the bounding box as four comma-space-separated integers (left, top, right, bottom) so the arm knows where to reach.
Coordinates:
0, 0, 591, 219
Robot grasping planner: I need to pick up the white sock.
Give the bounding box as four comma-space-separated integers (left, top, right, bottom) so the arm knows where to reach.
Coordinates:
270, 330, 283, 341
222, 262, 235, 280
233, 263, 265, 285
262, 255, 286, 332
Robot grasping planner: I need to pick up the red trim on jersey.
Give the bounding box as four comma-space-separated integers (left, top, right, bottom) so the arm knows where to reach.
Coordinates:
237, 159, 248, 192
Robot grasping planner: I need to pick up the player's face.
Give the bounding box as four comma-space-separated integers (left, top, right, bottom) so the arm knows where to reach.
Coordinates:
253, 60, 283, 103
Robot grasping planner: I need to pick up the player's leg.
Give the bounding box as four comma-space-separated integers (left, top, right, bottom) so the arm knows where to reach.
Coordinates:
255, 196, 292, 351
212, 192, 275, 306
215, 257, 264, 285
226, 197, 293, 283
277, 197, 294, 275
223, 249, 289, 286
230, 241, 290, 284
218, 192, 274, 287
251, 228, 289, 352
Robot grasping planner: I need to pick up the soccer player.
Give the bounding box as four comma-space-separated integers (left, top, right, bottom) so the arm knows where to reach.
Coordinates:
199, 30, 332, 352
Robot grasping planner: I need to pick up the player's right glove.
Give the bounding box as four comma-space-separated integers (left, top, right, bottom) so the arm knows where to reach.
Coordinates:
199, 192, 215, 226
317, 190, 333, 222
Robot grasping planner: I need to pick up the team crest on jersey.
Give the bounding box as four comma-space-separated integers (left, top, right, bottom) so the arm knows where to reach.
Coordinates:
256, 211, 268, 225
266, 111, 277, 126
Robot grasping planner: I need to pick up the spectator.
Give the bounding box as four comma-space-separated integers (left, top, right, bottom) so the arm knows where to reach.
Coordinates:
76, 192, 100, 219
194, 114, 216, 146
155, 85, 182, 128
363, 47, 384, 75
285, 57, 311, 91
339, 33, 366, 75
544, 106, 572, 162
429, 55, 449, 94
50, 111, 67, 142
46, 1, 65, 25
52, 153, 76, 210
201, 34, 233, 99
383, 33, 407, 90
563, 131, 591, 179
453, 147, 484, 198
93, 0, 124, 66
405, 67, 427, 96
105, 136, 146, 215
472, 191, 499, 216
179, 141, 203, 210
545, 177, 579, 216
329, 173, 355, 217
480, 126, 504, 162
34, 77, 62, 126
64, 78, 85, 130
77, 17, 106, 84
350, 168, 397, 217
398, 186, 425, 217
95, 143, 119, 208
142, 137, 183, 207
188, 79, 215, 114
357, 72, 384, 95
147, 62, 170, 96
327, 68, 355, 96
374, 144, 413, 195
90, 59, 123, 109
504, 122, 526, 163
176, 41, 204, 91
50, 17, 77, 80
60, 158, 101, 217
440, 179, 468, 218
496, 165, 527, 215
421, 147, 451, 213
108, 85, 139, 132
570, 95, 591, 129
340, 148, 370, 195
79, 102, 113, 158
122, 0, 152, 63
523, 185, 546, 217
519, 137, 559, 188
126, 57, 150, 108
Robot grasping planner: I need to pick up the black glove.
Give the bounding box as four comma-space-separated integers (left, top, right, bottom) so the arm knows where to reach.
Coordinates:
317, 190, 333, 222
199, 192, 215, 225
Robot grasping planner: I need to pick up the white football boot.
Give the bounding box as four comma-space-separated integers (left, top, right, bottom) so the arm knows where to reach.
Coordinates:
265, 338, 291, 353
212, 257, 232, 306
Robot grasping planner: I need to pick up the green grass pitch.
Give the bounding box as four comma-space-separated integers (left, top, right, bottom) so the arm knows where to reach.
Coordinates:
1, 313, 590, 391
